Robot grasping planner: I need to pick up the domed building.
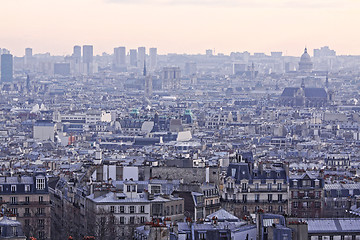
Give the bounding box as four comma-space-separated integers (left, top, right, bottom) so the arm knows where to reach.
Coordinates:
298, 48, 313, 72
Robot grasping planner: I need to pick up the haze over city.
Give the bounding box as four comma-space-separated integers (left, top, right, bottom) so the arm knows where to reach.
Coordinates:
3, 0, 360, 240
2, 0, 360, 56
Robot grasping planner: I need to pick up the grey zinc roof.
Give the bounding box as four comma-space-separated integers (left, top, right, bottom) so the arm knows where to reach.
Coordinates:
206, 208, 239, 222
307, 219, 360, 234
304, 88, 327, 98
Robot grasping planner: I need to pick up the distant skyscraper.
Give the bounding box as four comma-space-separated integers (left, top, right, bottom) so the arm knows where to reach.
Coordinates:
24, 48, 33, 70
129, 49, 137, 67
1, 54, 13, 82
114, 47, 126, 66
83, 45, 94, 74
149, 48, 157, 70
138, 47, 146, 69
72, 45, 82, 74
25, 48, 32, 58
73, 45, 81, 59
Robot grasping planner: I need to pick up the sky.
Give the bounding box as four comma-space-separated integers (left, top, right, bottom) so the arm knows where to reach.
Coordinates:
1, 0, 360, 57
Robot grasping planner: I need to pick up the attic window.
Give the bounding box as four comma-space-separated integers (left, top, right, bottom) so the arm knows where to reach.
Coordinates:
277, 172, 280, 177
231, 168, 236, 178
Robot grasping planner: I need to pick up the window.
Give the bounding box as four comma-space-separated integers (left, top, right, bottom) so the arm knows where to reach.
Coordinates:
38, 231, 45, 240
36, 178, 46, 190
179, 204, 182, 213
132, 185, 136, 192
255, 183, 259, 190
129, 206, 135, 214
110, 206, 115, 213
293, 180, 298, 187
119, 206, 125, 213
267, 183, 272, 191
12, 226, 17, 236
0, 185, 3, 192
25, 185, 30, 192
140, 206, 145, 213
199, 232, 206, 240
315, 180, 320, 188
293, 191, 298, 199
255, 194, 260, 202
127, 185, 131, 192
268, 194, 272, 202
120, 217, 125, 224
278, 194, 283, 202
242, 183, 247, 191
268, 206, 273, 212
294, 202, 298, 208
277, 183, 282, 191
39, 196, 44, 203
10, 208, 18, 215
25, 208, 30, 216
11, 185, 16, 192
166, 206, 170, 215
315, 202, 321, 208
25, 197, 30, 204
38, 219, 45, 229
171, 206, 174, 215
25, 220, 30, 226
37, 208, 45, 216
302, 202, 308, 208
315, 191, 320, 198
242, 195, 247, 203
243, 205, 247, 212
278, 206, 283, 212
140, 217, 145, 223
129, 217, 135, 224
10, 197, 17, 204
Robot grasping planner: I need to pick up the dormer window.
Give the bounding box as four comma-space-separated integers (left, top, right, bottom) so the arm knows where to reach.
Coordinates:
11, 185, 16, 193
231, 169, 236, 178
25, 185, 30, 192
36, 177, 45, 190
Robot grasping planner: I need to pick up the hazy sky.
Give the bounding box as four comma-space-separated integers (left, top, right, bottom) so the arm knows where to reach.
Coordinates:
1, 0, 360, 56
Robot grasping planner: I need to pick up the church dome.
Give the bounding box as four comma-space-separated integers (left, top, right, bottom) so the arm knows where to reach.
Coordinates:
298, 48, 313, 72
300, 48, 311, 62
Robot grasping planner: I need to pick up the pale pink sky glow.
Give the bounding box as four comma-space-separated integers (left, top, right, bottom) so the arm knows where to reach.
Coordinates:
1, 0, 360, 56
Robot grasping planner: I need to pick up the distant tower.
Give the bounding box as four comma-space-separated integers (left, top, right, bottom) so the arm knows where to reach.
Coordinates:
149, 48, 157, 70
325, 73, 329, 89
72, 45, 82, 74
301, 78, 306, 89
129, 49, 137, 67
144, 61, 152, 98
24, 48, 33, 70
26, 74, 31, 91
162, 67, 181, 90
114, 47, 126, 67
138, 47, 146, 69
1, 54, 13, 83
83, 45, 94, 74
251, 62, 255, 80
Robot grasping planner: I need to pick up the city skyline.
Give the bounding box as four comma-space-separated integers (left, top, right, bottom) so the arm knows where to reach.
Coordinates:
1, 0, 360, 56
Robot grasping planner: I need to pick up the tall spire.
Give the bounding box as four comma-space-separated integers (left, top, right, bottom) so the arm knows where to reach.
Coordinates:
143, 60, 147, 76
301, 78, 305, 89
